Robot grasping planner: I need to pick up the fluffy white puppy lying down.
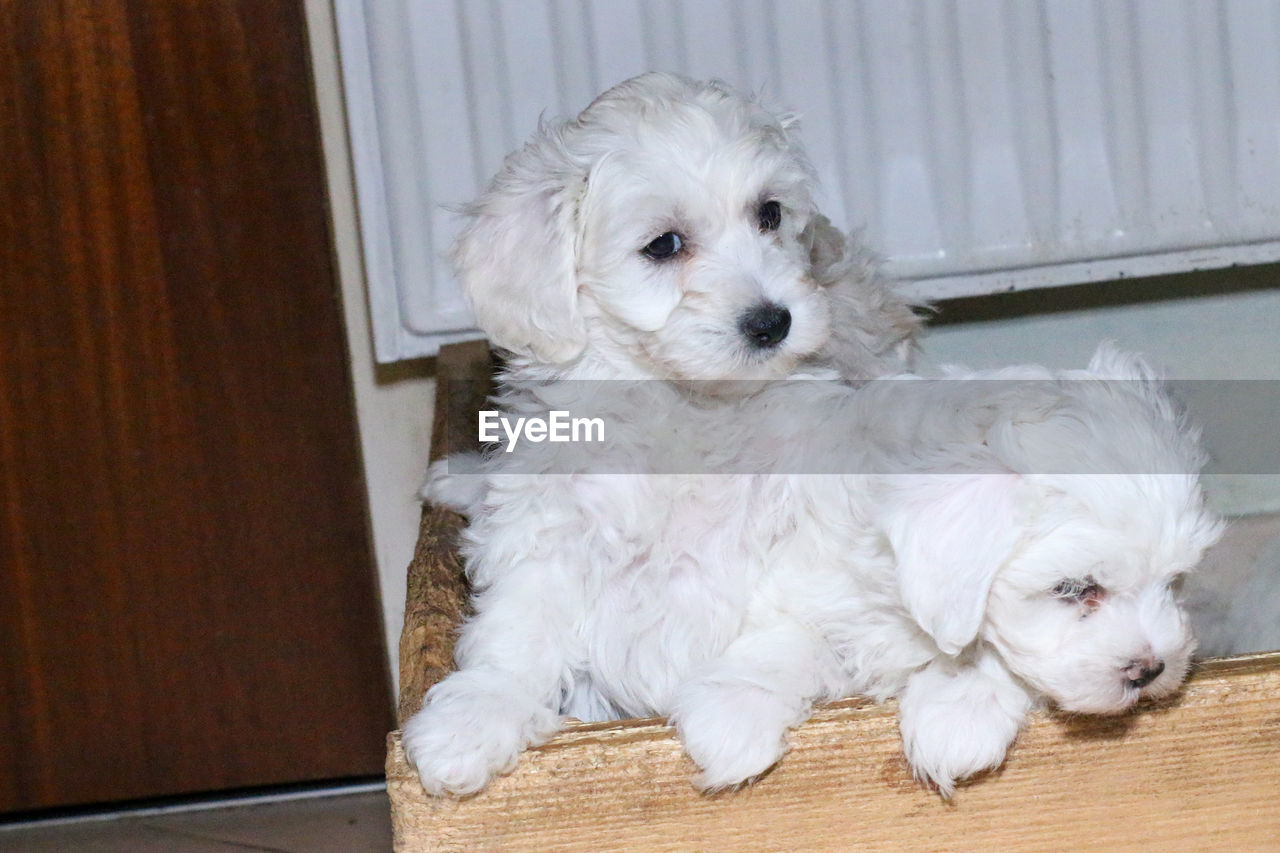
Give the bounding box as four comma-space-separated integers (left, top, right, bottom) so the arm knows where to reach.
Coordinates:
409, 347, 1222, 796
753, 348, 1223, 795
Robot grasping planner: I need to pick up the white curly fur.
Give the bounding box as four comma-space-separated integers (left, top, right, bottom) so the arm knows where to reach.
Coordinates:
401, 73, 1220, 798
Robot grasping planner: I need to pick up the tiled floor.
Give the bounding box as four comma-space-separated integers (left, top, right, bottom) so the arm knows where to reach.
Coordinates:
0, 787, 393, 852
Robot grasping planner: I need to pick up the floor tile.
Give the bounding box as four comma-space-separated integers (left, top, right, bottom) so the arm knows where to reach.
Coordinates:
0, 789, 392, 853
152, 790, 392, 852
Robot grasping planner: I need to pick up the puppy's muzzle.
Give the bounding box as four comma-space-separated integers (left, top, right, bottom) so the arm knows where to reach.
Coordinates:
739, 302, 791, 348
1123, 658, 1165, 689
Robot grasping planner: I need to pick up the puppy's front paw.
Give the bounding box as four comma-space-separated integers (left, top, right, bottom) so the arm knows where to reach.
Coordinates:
402, 674, 561, 796
402, 706, 512, 797
673, 682, 808, 791
898, 700, 1016, 798
420, 453, 486, 514
897, 659, 1030, 797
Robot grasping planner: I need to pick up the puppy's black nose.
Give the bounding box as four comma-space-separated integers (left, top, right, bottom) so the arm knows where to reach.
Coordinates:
1124, 660, 1165, 689
739, 302, 791, 348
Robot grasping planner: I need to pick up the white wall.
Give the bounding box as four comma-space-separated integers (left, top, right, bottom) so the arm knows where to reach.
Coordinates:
920, 287, 1280, 380
307, 0, 436, 695
920, 283, 1280, 515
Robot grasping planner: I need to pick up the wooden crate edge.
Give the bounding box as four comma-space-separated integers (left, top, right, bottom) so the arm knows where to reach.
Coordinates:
388, 651, 1280, 852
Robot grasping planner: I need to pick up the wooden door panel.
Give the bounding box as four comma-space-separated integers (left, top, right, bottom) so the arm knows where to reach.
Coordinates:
0, 0, 393, 811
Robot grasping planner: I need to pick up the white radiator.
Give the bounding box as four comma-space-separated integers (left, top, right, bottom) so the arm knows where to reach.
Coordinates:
336, 0, 1280, 362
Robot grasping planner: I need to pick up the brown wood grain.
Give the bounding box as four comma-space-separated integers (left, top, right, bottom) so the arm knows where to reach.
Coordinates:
399, 341, 491, 724
429, 339, 495, 466
388, 653, 1280, 851
0, 0, 393, 811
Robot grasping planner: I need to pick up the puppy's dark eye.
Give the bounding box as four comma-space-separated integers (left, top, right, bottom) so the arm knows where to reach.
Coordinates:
757, 200, 782, 232
641, 231, 684, 261
1052, 575, 1105, 609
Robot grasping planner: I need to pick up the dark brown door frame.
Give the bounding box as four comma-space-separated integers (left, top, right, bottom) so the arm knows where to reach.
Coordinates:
1, 0, 394, 812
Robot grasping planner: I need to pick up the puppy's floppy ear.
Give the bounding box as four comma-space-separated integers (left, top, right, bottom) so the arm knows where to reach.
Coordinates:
804, 215, 922, 378
881, 471, 1025, 655
799, 213, 848, 287
453, 122, 587, 363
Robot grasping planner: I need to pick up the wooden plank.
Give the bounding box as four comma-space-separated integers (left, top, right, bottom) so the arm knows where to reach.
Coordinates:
428, 339, 494, 465
388, 652, 1280, 851
399, 341, 490, 723
396, 504, 468, 726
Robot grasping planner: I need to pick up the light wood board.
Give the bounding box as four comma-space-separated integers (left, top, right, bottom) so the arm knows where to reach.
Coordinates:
388, 652, 1280, 851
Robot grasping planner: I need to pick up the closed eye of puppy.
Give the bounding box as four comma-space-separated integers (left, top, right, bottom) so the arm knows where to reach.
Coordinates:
402, 71, 920, 796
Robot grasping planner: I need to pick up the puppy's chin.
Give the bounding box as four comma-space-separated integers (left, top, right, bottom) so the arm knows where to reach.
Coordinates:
639, 298, 831, 386
656, 345, 807, 388
1021, 653, 1192, 716
672, 378, 772, 400
1049, 686, 1144, 716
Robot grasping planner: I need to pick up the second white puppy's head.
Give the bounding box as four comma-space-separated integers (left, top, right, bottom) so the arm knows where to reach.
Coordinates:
977, 470, 1222, 714
454, 72, 832, 380
883, 350, 1223, 714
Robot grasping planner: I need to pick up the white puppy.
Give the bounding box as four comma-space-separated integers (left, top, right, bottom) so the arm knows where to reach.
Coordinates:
402, 72, 918, 794
760, 347, 1224, 795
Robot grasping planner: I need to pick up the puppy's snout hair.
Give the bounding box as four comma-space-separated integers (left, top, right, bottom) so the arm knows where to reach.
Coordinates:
739, 301, 792, 348
1123, 658, 1165, 689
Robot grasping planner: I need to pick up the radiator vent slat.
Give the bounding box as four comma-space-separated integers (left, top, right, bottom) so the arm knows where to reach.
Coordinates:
337, 1, 1280, 361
